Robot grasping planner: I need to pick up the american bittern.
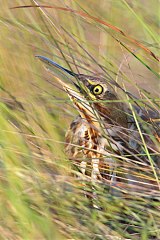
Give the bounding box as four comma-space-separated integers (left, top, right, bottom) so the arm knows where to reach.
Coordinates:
37, 56, 160, 191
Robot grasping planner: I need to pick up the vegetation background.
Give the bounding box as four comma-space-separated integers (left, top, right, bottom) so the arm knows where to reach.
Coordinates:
0, 0, 159, 239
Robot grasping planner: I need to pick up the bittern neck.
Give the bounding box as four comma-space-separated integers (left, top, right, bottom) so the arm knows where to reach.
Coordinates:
70, 95, 101, 131
93, 102, 128, 128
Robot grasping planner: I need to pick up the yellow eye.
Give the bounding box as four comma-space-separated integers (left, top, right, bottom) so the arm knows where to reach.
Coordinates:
92, 85, 103, 95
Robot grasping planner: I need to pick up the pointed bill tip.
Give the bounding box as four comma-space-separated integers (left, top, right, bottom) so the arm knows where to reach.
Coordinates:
35, 55, 76, 77
35, 55, 63, 69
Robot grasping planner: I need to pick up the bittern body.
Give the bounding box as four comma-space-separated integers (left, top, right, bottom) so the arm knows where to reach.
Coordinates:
37, 56, 160, 187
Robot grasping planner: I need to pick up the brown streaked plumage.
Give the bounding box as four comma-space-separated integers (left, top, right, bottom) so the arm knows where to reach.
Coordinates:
36, 55, 160, 191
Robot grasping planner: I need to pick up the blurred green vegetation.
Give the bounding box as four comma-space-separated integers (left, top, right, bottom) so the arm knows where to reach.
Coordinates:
0, 0, 159, 239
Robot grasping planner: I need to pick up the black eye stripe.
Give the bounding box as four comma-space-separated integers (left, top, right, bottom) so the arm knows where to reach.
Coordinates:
88, 85, 94, 91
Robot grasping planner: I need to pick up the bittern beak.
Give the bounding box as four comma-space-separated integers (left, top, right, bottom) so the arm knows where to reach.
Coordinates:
36, 55, 80, 91
36, 55, 98, 123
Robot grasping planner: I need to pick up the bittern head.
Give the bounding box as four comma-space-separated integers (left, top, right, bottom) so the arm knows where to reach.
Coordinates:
36, 56, 127, 127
